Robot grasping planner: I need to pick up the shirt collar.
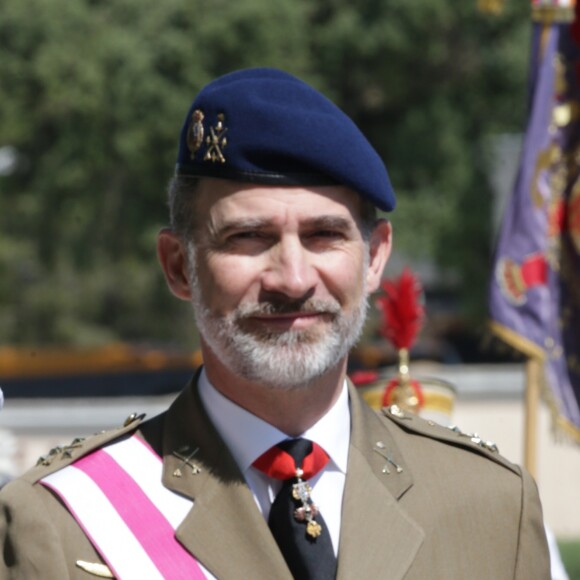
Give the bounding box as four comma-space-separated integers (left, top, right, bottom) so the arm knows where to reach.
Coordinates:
198, 368, 350, 475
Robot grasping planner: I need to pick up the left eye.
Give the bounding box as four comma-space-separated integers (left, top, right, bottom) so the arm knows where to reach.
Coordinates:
310, 230, 343, 239
230, 231, 263, 240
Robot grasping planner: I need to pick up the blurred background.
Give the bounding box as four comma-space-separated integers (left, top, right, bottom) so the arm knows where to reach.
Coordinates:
0, 0, 579, 576
0, 0, 529, 353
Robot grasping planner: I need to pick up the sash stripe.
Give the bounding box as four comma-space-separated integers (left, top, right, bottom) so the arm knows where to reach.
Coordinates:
103, 437, 192, 529
41, 435, 209, 579
42, 467, 163, 580
75, 451, 203, 579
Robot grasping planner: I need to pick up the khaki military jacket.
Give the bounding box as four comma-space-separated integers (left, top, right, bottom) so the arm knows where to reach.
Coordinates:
0, 378, 549, 579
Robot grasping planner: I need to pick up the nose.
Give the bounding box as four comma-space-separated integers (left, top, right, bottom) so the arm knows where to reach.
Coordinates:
260, 236, 318, 299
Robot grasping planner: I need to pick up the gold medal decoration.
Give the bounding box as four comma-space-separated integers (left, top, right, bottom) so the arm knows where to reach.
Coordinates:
291, 470, 323, 538
306, 520, 323, 538
187, 109, 205, 158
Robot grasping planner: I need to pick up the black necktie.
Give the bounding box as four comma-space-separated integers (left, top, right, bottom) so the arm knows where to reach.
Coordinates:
255, 438, 337, 580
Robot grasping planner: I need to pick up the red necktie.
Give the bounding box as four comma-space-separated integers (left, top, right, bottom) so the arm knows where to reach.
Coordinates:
253, 438, 337, 580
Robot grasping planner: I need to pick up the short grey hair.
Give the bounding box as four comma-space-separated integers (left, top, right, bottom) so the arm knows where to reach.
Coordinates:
167, 175, 202, 239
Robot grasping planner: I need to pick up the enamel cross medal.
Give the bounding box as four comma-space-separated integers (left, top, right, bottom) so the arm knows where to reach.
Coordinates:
292, 467, 322, 538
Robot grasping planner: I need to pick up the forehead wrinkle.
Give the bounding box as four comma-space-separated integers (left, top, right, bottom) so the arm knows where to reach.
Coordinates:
197, 184, 364, 244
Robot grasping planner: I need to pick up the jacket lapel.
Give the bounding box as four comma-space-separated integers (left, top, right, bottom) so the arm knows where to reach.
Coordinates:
151, 376, 423, 579
337, 384, 424, 580
159, 378, 292, 580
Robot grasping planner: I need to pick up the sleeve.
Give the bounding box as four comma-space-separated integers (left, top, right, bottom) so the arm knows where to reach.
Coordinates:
0, 478, 71, 580
513, 466, 551, 580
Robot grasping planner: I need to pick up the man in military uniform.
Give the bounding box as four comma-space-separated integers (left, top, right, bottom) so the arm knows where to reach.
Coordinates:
0, 69, 549, 579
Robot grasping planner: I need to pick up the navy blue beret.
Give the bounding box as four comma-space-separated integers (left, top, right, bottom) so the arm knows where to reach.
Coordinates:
175, 68, 395, 212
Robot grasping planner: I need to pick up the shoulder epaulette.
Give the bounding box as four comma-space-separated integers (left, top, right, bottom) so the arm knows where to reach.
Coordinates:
380, 404, 520, 476
23, 412, 147, 484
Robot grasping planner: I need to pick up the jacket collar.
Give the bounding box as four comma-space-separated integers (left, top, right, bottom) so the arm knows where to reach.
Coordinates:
161, 375, 291, 579
156, 375, 423, 580
336, 382, 424, 580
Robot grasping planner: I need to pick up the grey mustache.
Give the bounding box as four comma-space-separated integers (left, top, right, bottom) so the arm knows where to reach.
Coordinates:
237, 299, 341, 318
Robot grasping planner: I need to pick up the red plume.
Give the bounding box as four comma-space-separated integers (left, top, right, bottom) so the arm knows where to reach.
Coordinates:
375, 268, 424, 350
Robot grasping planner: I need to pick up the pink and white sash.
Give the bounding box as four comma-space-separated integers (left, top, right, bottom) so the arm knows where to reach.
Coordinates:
41, 435, 211, 579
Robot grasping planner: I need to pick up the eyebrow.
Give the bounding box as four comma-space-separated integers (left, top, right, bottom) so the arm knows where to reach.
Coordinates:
209, 218, 271, 239
210, 215, 355, 239
302, 216, 355, 231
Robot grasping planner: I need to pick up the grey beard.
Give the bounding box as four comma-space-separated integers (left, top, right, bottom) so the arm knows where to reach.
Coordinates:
187, 244, 369, 390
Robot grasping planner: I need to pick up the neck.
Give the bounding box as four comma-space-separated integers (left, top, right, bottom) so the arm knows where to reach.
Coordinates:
201, 346, 347, 436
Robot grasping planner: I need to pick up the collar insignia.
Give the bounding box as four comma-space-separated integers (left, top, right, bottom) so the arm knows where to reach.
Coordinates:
373, 441, 403, 474
172, 445, 202, 478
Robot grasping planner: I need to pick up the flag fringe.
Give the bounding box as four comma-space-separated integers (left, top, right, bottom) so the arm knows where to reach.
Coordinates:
489, 321, 580, 445
488, 321, 545, 359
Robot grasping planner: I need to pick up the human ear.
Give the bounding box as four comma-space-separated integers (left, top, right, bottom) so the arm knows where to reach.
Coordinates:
157, 228, 192, 302
366, 220, 392, 293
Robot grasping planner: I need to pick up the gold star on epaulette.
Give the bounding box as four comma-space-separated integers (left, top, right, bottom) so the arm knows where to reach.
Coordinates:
61, 437, 86, 458
386, 404, 412, 420
36, 448, 61, 467
123, 412, 146, 427
36, 437, 86, 466
448, 425, 499, 453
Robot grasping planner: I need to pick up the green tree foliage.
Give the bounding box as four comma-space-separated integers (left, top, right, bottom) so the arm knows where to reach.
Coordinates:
0, 0, 530, 347
0, 0, 310, 346
306, 0, 530, 320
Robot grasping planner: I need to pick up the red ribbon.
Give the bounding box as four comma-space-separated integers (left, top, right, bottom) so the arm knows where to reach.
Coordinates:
253, 442, 329, 480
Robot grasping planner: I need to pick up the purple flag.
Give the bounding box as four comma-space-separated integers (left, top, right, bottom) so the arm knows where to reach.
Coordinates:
489, 4, 580, 441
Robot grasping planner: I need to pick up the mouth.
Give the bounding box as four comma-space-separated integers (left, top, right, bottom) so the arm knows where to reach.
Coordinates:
250, 311, 332, 330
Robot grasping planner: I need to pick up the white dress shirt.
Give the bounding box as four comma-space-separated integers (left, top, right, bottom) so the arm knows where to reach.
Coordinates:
198, 368, 351, 555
